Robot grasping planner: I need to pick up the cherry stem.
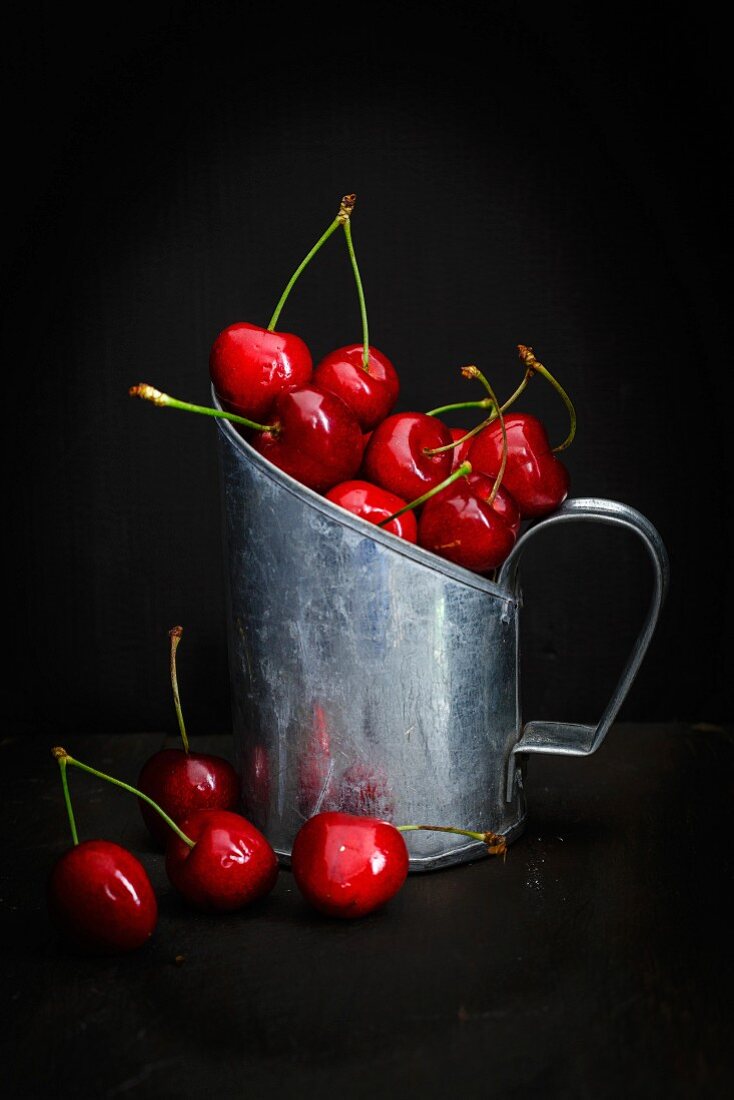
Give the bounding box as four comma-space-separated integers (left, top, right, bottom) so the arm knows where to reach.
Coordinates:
377, 460, 472, 528
52, 748, 78, 846
461, 367, 507, 507
424, 365, 532, 456
397, 824, 507, 856
517, 344, 576, 452
267, 194, 356, 332
342, 217, 370, 371
129, 384, 277, 434
51, 747, 195, 849
426, 398, 493, 417
169, 626, 188, 754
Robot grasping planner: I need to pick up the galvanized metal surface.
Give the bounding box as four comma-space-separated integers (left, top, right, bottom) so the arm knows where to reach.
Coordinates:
214, 405, 669, 871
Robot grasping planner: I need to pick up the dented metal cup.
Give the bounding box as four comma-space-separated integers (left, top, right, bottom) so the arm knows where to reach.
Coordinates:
214, 405, 669, 871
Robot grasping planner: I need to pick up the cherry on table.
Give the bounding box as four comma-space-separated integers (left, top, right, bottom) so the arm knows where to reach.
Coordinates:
137, 626, 240, 848
48, 838, 157, 954
290, 811, 409, 919
165, 809, 278, 912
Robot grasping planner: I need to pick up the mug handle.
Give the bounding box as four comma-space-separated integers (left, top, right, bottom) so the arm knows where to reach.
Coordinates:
497, 498, 669, 792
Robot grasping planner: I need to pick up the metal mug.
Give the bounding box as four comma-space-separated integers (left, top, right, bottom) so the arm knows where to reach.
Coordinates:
214, 409, 669, 871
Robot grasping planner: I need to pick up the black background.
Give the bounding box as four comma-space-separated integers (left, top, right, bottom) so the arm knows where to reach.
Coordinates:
3, 1, 732, 737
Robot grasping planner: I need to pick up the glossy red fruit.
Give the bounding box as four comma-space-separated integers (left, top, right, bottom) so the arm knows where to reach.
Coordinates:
448, 427, 472, 472
468, 413, 570, 518
209, 321, 313, 422
137, 748, 240, 848
48, 840, 157, 954
250, 384, 364, 493
325, 480, 418, 542
313, 344, 399, 430
291, 811, 409, 919
363, 412, 453, 502
165, 809, 278, 912
418, 472, 519, 573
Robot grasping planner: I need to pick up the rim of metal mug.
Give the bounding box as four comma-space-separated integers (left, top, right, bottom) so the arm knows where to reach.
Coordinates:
211, 385, 516, 604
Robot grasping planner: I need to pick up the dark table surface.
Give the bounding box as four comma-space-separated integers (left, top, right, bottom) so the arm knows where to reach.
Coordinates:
3, 723, 733, 1099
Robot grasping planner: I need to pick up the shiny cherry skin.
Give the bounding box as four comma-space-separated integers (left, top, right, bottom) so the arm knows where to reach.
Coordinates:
418, 472, 519, 573
313, 344, 399, 430
209, 321, 313, 423
362, 412, 453, 502
250, 384, 363, 493
48, 840, 157, 954
137, 748, 240, 849
291, 811, 409, 919
448, 427, 472, 472
468, 413, 570, 518
325, 480, 418, 542
165, 809, 278, 912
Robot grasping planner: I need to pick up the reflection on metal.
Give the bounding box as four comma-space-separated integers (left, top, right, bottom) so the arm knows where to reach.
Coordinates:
214, 398, 669, 871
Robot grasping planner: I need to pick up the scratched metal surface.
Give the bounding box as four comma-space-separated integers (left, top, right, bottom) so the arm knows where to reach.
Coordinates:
215, 414, 524, 867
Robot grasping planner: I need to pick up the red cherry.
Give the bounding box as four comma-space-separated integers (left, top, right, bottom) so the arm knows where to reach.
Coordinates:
209, 321, 312, 423
137, 626, 240, 847
363, 412, 453, 501
48, 840, 157, 954
325, 480, 418, 542
468, 413, 570, 518
418, 472, 518, 573
313, 344, 399, 430
137, 748, 240, 848
165, 809, 278, 912
448, 427, 472, 472
250, 384, 364, 492
291, 811, 409, 919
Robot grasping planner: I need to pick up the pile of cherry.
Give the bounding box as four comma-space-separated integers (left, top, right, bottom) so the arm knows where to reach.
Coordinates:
49, 627, 505, 953
50, 195, 577, 955
131, 193, 576, 575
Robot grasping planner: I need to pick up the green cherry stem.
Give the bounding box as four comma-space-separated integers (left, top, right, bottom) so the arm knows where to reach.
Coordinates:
51, 747, 195, 849
377, 460, 473, 528
426, 397, 494, 417
129, 384, 278, 434
267, 193, 356, 332
342, 216, 370, 370
424, 364, 533, 456
169, 626, 189, 754
459, 367, 507, 508
517, 344, 576, 452
397, 824, 507, 856
52, 747, 79, 846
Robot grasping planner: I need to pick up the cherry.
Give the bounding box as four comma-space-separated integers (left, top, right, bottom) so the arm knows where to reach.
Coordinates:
54, 748, 278, 915
468, 413, 570, 518
325, 480, 418, 542
249, 384, 363, 492
291, 811, 409, 919
314, 345, 399, 430
130, 382, 364, 494
137, 626, 240, 848
362, 412, 454, 501
49, 747, 157, 954
418, 472, 519, 573
209, 194, 357, 421
449, 426, 472, 472
165, 809, 278, 913
466, 345, 576, 518
209, 322, 312, 423
48, 840, 158, 954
